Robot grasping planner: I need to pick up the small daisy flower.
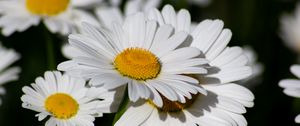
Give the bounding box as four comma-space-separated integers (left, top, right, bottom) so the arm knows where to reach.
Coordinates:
115, 83, 254, 126
58, 13, 208, 107
279, 65, 300, 123
21, 71, 119, 126
0, 43, 21, 105
280, 3, 300, 53
0, 0, 107, 36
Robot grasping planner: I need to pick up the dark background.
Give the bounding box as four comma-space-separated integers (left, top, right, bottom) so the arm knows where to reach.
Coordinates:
0, 0, 299, 125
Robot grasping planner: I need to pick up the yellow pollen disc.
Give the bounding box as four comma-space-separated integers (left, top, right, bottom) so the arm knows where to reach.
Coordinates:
149, 93, 199, 112
114, 47, 161, 80
45, 93, 79, 119
26, 0, 70, 16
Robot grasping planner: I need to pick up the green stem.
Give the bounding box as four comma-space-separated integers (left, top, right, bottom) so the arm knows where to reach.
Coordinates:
112, 86, 129, 125
42, 25, 56, 70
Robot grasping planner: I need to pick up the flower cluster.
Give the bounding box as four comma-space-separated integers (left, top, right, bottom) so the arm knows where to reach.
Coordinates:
0, 0, 260, 126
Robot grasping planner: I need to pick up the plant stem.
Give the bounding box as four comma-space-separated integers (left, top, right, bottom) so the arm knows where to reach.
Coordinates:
42, 25, 56, 70
112, 86, 129, 125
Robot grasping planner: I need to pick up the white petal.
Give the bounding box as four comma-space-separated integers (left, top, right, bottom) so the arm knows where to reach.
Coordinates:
291, 65, 300, 78
95, 7, 123, 29
176, 9, 191, 32
115, 102, 154, 126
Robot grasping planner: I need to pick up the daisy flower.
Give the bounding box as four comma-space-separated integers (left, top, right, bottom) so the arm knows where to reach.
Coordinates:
0, 0, 110, 36
112, 5, 253, 125
115, 84, 254, 126
21, 71, 120, 126
62, 0, 161, 59
279, 65, 300, 123
0, 43, 21, 105
58, 13, 208, 107
280, 3, 300, 53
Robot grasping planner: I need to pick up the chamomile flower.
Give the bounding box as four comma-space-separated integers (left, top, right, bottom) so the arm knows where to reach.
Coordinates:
58, 13, 208, 107
0, 43, 21, 105
280, 3, 300, 53
0, 0, 105, 36
21, 71, 119, 126
115, 84, 254, 126
279, 65, 300, 123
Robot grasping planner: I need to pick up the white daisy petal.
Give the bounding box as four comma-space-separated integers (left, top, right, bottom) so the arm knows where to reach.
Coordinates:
279, 79, 300, 89
296, 114, 300, 123
160, 47, 201, 63
291, 65, 300, 78
176, 9, 191, 32
154, 31, 188, 57
150, 25, 174, 52
95, 7, 123, 29
205, 29, 232, 61
115, 102, 154, 126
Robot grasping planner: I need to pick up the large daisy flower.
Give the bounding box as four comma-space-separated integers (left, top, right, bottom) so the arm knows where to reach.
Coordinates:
21, 71, 120, 126
58, 13, 208, 107
112, 5, 253, 125
0, 0, 115, 36
116, 84, 254, 126
279, 65, 300, 123
0, 43, 20, 105
280, 3, 300, 53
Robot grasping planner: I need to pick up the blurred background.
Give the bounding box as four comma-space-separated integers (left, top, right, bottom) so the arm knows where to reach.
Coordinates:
0, 0, 300, 125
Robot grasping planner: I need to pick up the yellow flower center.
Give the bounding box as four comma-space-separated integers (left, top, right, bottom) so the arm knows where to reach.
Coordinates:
114, 48, 161, 81
26, 0, 70, 16
149, 93, 199, 112
45, 93, 79, 119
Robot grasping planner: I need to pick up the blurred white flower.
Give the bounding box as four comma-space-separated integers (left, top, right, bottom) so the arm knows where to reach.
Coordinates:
280, 3, 300, 53
238, 46, 264, 88
279, 65, 300, 123
0, 43, 20, 105
0, 0, 111, 36
21, 71, 121, 126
